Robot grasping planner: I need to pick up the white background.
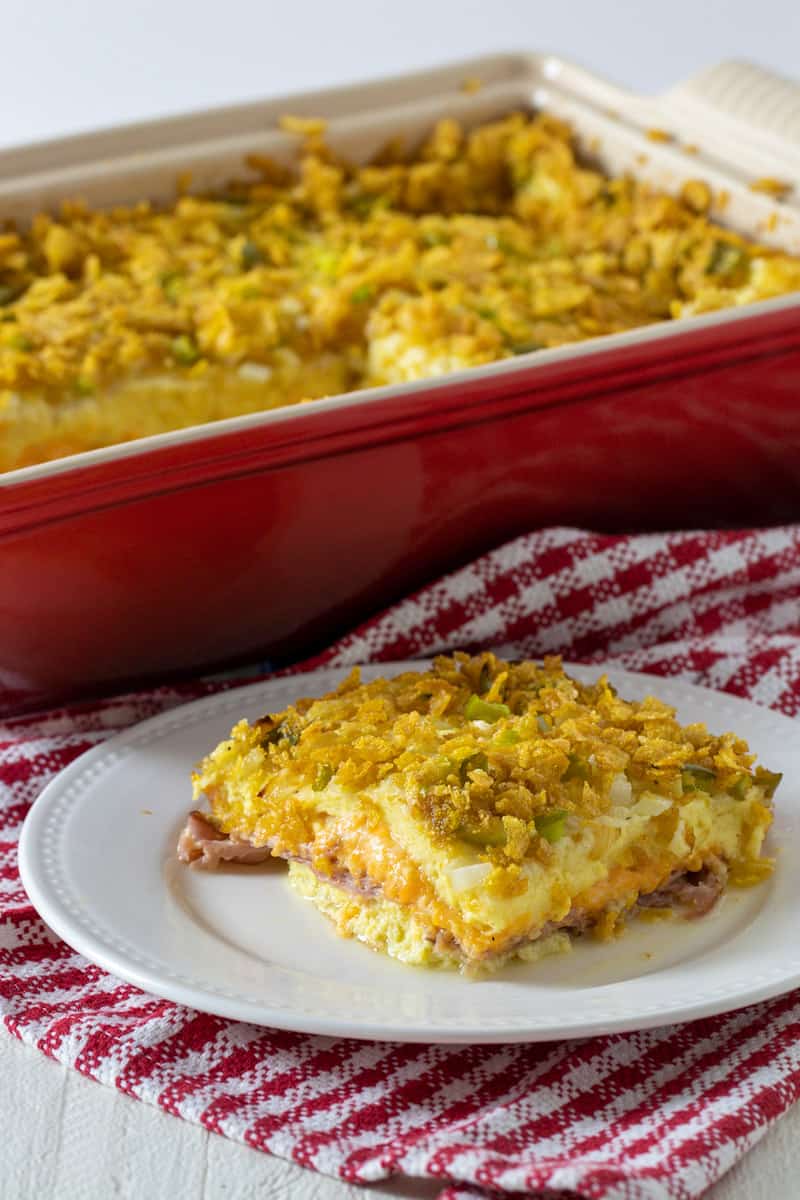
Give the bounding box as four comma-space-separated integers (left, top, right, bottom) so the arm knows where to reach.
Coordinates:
2, 0, 799, 150
4, 2, 800, 1196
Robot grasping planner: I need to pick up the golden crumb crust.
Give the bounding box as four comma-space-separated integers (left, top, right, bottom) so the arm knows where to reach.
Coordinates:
192, 653, 779, 866
2, 110, 799, 469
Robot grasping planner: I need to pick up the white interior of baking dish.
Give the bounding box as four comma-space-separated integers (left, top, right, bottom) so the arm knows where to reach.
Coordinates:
1, 52, 798, 487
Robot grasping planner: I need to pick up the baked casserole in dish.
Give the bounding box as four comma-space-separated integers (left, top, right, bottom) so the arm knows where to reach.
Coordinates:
1, 108, 799, 472
1, 54, 800, 713
180, 654, 779, 973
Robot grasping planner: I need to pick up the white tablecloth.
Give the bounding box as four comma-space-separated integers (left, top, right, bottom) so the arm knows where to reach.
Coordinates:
4, 2, 799, 1195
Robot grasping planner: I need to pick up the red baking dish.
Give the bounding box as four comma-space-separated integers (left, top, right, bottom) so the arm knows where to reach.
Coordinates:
1, 54, 799, 714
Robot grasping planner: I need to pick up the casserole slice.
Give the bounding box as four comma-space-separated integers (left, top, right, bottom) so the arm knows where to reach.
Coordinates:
179, 654, 778, 973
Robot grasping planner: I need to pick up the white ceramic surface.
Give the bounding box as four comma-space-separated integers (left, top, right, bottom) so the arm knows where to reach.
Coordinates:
18, 662, 800, 1044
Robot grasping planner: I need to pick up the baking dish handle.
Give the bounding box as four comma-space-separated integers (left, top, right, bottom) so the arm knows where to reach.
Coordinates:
664, 60, 800, 160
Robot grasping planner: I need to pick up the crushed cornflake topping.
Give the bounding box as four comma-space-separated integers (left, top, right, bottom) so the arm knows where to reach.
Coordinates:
2, 110, 799, 414
195, 653, 779, 866
646, 128, 673, 143
749, 177, 792, 199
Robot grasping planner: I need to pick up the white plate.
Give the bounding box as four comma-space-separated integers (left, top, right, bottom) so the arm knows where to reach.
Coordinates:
18, 662, 800, 1043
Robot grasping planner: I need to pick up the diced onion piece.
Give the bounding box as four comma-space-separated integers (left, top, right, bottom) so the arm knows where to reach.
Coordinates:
595, 814, 626, 829
609, 773, 632, 806
447, 862, 493, 894
238, 361, 273, 383
634, 793, 673, 818
669, 819, 691, 857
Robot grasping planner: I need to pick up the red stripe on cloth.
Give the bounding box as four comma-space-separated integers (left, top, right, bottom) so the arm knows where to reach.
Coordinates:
72, 998, 192, 1079
197, 1032, 314, 1133
202, 1033, 371, 1141
0, 939, 73, 972
299, 1043, 499, 1175
34, 980, 138, 1057
0, 741, 95, 784
116, 1011, 231, 1100
510, 1003, 800, 1197
462, 1006, 781, 1198
620, 1007, 800, 1183
250, 1042, 427, 1161
0, 802, 35, 833
0, 957, 95, 1004
338, 1046, 541, 1182
165, 1026, 308, 1123
340, 1037, 620, 1184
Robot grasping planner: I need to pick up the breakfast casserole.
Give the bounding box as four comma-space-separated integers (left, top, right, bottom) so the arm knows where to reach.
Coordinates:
1, 110, 799, 472
178, 654, 779, 973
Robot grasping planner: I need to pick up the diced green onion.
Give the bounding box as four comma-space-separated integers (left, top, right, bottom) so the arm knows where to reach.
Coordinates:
535, 810, 568, 843
8, 332, 32, 352
0, 284, 20, 306
706, 240, 747, 277
730, 774, 750, 801
457, 815, 506, 847
496, 236, 519, 257
536, 715, 551, 734
464, 695, 510, 723
681, 763, 716, 794
313, 249, 340, 279
241, 239, 264, 269
511, 340, 544, 355
755, 767, 782, 798
496, 728, 521, 746
459, 751, 488, 785
160, 272, 183, 302
75, 377, 95, 396
260, 720, 299, 748
348, 195, 377, 218
563, 754, 589, 782
350, 284, 374, 304
313, 763, 333, 791
171, 334, 200, 365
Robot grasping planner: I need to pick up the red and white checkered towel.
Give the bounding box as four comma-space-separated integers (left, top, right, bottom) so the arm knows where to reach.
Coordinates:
3, 525, 800, 1200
